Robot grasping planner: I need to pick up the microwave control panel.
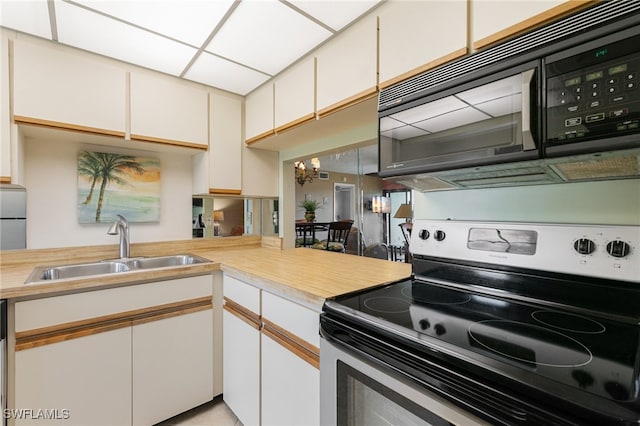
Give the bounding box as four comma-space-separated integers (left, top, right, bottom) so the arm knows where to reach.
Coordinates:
546, 33, 640, 146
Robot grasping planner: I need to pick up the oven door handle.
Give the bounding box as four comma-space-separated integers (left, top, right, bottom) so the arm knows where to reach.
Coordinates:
521, 68, 537, 151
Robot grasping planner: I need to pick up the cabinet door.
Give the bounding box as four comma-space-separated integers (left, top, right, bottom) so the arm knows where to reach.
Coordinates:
378, 0, 467, 88
223, 308, 261, 426
209, 92, 242, 195
14, 328, 132, 426
471, 0, 586, 50
1, 32, 11, 182
274, 57, 315, 132
130, 71, 208, 149
132, 307, 214, 426
316, 13, 377, 117
12, 38, 126, 137
245, 82, 275, 144
261, 333, 319, 426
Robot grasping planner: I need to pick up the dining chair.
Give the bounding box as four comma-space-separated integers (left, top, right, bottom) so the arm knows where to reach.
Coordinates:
312, 220, 353, 252
295, 223, 317, 247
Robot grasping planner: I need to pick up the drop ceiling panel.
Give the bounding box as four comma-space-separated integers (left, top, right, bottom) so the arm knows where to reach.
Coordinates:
1, 0, 382, 95
185, 51, 270, 96
55, 0, 197, 76
71, 0, 235, 47
0, 0, 51, 39
204, 0, 331, 75
289, 0, 380, 31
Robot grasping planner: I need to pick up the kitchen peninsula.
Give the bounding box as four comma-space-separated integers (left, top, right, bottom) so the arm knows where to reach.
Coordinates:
0, 238, 410, 426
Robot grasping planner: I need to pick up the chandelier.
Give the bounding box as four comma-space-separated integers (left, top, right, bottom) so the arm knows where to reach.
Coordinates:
294, 157, 320, 186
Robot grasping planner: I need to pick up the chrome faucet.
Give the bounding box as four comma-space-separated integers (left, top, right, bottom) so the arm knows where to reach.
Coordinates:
107, 214, 130, 259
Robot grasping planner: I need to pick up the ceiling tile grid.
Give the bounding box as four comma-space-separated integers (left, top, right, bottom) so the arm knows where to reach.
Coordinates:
1, 0, 382, 95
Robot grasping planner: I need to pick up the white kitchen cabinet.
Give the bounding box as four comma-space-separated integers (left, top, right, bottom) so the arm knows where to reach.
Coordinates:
223, 309, 261, 426
241, 145, 278, 197
378, 0, 468, 89
223, 274, 261, 426
261, 334, 319, 426
14, 328, 132, 426
222, 274, 321, 426
471, 0, 584, 50
1, 31, 11, 183
245, 82, 275, 145
316, 13, 378, 118
209, 92, 242, 195
130, 71, 208, 149
12, 275, 214, 426
132, 308, 213, 426
261, 292, 320, 426
12, 38, 126, 137
274, 57, 316, 133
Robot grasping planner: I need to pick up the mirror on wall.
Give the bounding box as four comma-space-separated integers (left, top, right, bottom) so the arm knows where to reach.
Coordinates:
192, 196, 278, 238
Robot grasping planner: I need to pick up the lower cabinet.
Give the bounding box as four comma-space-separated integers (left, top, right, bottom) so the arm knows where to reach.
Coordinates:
12, 275, 214, 426
14, 327, 132, 426
261, 333, 319, 426
222, 273, 320, 426
132, 308, 213, 425
222, 308, 261, 426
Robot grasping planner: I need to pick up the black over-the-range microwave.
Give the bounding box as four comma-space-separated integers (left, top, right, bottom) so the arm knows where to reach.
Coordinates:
378, 3, 640, 182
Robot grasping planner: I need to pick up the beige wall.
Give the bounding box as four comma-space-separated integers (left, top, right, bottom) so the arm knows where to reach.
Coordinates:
25, 136, 193, 249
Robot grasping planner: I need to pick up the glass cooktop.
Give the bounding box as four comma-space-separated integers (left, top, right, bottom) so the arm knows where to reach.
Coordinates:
331, 278, 640, 402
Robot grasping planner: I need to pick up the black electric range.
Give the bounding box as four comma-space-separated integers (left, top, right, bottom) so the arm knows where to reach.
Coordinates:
322, 220, 640, 425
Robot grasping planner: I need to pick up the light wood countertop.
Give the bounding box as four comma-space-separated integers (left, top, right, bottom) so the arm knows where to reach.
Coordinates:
0, 238, 411, 307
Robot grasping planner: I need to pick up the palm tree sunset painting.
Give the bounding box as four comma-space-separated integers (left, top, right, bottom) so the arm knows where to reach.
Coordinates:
78, 151, 160, 223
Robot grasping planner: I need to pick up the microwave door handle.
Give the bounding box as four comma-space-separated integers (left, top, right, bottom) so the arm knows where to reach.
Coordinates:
521, 69, 536, 151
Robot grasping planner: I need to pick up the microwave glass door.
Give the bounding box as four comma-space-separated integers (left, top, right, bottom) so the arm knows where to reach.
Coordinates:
379, 67, 538, 175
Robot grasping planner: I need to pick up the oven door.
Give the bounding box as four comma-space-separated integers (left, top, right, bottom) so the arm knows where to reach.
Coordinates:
320, 333, 489, 426
378, 60, 541, 178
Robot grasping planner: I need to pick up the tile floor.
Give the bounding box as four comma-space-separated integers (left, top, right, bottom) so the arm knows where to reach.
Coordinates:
156, 397, 242, 426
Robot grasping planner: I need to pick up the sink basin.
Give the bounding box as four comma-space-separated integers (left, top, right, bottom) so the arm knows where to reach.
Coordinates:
25, 253, 211, 284
27, 261, 131, 283
125, 254, 211, 269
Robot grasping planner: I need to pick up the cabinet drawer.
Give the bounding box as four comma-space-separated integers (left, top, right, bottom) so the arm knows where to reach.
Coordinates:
15, 275, 213, 332
222, 274, 261, 315
262, 291, 320, 348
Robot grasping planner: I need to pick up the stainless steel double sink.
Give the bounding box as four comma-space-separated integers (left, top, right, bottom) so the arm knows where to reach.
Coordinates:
25, 254, 212, 284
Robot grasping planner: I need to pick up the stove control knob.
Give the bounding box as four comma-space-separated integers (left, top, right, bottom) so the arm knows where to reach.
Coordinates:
418, 229, 430, 240
433, 324, 446, 336
574, 238, 595, 255
419, 319, 430, 330
434, 230, 446, 241
606, 240, 631, 258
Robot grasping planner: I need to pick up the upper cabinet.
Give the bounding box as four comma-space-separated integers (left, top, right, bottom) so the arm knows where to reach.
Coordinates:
1, 32, 12, 183
12, 38, 126, 137
316, 13, 378, 118
130, 71, 209, 149
274, 56, 316, 133
209, 92, 242, 195
245, 82, 275, 145
471, 0, 590, 51
378, 0, 468, 89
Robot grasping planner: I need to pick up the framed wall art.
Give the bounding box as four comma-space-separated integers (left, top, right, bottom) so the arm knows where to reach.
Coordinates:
77, 150, 161, 223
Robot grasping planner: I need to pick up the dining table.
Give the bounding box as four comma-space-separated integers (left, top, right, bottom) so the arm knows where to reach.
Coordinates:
295, 221, 331, 247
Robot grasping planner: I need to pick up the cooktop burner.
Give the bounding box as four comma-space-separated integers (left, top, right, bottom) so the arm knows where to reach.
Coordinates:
531, 310, 606, 334
468, 320, 592, 367
363, 297, 410, 314
405, 284, 471, 305
334, 278, 639, 402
